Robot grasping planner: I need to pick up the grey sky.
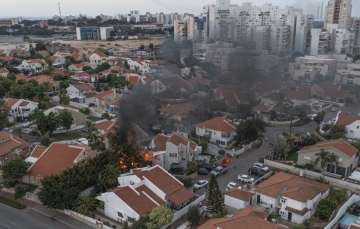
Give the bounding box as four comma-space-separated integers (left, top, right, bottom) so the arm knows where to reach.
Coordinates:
0, 0, 359, 18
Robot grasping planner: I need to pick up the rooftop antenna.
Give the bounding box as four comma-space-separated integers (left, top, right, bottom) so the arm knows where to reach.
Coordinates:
58, 1, 62, 18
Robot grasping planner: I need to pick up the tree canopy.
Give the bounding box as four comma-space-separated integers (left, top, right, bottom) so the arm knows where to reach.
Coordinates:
206, 175, 225, 218
236, 118, 266, 144
2, 157, 29, 187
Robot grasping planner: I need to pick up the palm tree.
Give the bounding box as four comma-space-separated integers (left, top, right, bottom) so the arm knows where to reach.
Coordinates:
315, 150, 331, 169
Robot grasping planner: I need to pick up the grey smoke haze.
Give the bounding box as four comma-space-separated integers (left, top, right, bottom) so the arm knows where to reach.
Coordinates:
0, 0, 359, 17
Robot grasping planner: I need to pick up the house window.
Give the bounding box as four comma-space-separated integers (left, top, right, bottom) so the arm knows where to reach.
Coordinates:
280, 198, 286, 204
117, 212, 123, 218
169, 153, 177, 158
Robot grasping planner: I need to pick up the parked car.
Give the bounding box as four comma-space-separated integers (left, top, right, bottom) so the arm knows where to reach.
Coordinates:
226, 182, 239, 191
198, 168, 210, 176
198, 163, 213, 171
210, 166, 224, 177
193, 180, 209, 190
249, 167, 267, 176
253, 163, 270, 173
238, 174, 254, 184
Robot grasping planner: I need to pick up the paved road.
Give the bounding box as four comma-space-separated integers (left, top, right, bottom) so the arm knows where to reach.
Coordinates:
195, 122, 318, 192
0, 204, 93, 229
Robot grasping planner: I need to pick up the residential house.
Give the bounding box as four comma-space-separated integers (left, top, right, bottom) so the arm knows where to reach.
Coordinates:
94, 90, 118, 114
0, 67, 9, 77
297, 139, 359, 177
97, 165, 194, 223
23, 143, 95, 185
198, 208, 287, 229
149, 79, 167, 94
126, 58, 150, 74
68, 63, 86, 73
336, 112, 360, 140
149, 132, 202, 170
66, 83, 94, 103
94, 119, 116, 148
51, 55, 66, 68
159, 102, 197, 122
0, 132, 29, 165
125, 73, 147, 88
16, 59, 48, 74
4, 98, 38, 121
255, 172, 330, 224
224, 189, 253, 210
195, 117, 236, 147
25, 145, 46, 164
89, 51, 107, 66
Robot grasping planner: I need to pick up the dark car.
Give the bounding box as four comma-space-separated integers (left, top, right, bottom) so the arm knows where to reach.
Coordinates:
198, 163, 213, 171
198, 168, 210, 176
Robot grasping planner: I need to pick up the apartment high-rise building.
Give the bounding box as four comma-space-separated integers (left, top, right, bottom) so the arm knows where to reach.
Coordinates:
352, 18, 360, 56
215, 0, 232, 41
310, 28, 331, 55
325, 0, 352, 29
173, 15, 195, 42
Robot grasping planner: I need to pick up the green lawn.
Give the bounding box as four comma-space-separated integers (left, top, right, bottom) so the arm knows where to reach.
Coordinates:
287, 151, 298, 163
0, 196, 26, 209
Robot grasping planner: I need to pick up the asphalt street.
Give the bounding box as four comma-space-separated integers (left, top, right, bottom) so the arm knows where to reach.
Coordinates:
196, 122, 318, 192
0, 204, 93, 229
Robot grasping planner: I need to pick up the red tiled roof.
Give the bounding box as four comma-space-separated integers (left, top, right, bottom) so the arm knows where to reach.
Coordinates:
256, 172, 329, 202
73, 83, 93, 92
28, 143, 85, 179
336, 112, 360, 127
30, 145, 46, 158
95, 120, 115, 135
95, 90, 114, 100
133, 165, 194, 206
198, 208, 285, 229
299, 139, 358, 157
4, 98, 19, 108
159, 102, 196, 117
225, 189, 253, 202
0, 132, 28, 157
153, 134, 169, 151
112, 186, 159, 216
196, 117, 236, 133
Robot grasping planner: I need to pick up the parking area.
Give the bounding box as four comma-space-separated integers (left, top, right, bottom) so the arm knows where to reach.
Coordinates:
193, 140, 272, 193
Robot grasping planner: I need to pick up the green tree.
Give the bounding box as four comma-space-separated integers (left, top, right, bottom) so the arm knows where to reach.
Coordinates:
83, 66, 94, 73
59, 93, 70, 105
87, 122, 105, 151
131, 216, 149, 229
187, 206, 200, 226
326, 125, 346, 139
146, 207, 173, 229
58, 110, 74, 131
2, 158, 29, 187
75, 196, 100, 216
206, 175, 225, 218
315, 150, 338, 171
0, 99, 9, 129
96, 164, 119, 192
236, 118, 266, 144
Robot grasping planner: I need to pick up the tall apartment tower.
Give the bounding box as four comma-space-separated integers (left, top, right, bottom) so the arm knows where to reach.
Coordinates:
215, 0, 232, 41
325, 0, 352, 29
174, 15, 195, 42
